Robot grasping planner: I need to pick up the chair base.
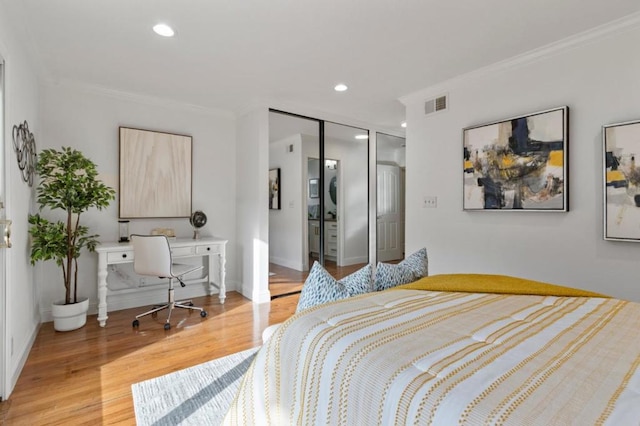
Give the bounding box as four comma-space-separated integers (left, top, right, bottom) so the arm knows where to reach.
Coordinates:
132, 287, 207, 330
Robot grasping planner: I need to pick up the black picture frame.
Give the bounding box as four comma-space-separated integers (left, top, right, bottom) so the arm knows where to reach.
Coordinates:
269, 168, 281, 210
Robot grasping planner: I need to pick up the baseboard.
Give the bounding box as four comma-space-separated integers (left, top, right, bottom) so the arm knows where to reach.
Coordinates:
340, 256, 369, 266
269, 256, 304, 271
6, 322, 40, 398
241, 286, 271, 303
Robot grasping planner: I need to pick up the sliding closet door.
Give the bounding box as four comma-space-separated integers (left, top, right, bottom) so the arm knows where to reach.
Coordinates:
268, 111, 370, 281
376, 133, 406, 262
324, 122, 369, 268
267, 110, 321, 273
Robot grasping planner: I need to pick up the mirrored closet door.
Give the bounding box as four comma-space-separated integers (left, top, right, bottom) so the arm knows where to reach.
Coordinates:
323, 122, 369, 270
376, 133, 406, 262
267, 111, 370, 298
268, 111, 320, 297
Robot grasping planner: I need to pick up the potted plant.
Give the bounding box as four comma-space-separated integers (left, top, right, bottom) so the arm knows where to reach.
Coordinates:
29, 147, 115, 331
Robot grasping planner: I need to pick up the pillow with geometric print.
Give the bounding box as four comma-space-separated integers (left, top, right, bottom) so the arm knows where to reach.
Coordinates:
296, 261, 372, 313
374, 248, 428, 291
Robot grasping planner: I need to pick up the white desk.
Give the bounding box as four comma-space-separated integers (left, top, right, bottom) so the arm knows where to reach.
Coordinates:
95, 236, 227, 327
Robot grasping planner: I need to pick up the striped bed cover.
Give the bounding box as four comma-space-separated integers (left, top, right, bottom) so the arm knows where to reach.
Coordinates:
224, 289, 640, 425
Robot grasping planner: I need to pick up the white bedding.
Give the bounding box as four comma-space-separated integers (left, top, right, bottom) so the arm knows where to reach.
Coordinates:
224, 289, 640, 425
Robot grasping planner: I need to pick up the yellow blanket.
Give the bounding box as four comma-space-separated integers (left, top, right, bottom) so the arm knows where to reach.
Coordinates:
396, 273, 609, 298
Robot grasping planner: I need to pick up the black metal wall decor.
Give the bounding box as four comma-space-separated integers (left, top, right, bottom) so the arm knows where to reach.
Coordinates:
12, 120, 37, 186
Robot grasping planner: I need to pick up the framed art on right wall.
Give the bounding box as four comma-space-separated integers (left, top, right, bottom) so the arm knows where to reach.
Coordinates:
463, 106, 568, 212
603, 119, 640, 241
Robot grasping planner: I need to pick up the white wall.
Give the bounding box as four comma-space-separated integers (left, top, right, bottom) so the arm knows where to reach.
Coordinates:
402, 23, 640, 302
333, 137, 369, 265
377, 146, 405, 166
237, 107, 270, 302
38, 83, 238, 318
269, 134, 304, 270
0, 2, 41, 397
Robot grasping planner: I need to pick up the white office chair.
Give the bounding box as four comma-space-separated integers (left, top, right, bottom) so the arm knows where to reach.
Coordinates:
130, 234, 207, 330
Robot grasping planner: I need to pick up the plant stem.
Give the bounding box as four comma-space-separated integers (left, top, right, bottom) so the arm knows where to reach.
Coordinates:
66, 210, 73, 304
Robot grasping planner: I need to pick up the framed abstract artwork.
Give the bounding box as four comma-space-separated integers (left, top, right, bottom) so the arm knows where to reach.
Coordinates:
119, 127, 192, 218
269, 168, 281, 210
603, 119, 640, 241
463, 106, 568, 212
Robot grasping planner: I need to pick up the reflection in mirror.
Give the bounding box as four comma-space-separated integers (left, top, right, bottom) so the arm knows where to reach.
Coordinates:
376, 133, 406, 263
324, 122, 369, 269
267, 111, 372, 300
268, 111, 320, 298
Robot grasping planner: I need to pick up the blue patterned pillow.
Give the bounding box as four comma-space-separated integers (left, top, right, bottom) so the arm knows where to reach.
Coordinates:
296, 262, 372, 313
374, 248, 428, 291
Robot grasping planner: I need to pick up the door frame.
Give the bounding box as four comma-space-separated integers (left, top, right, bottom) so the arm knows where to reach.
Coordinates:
0, 56, 7, 400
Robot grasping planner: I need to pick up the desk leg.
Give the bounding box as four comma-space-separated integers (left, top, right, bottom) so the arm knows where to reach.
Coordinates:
97, 252, 109, 327
219, 248, 226, 304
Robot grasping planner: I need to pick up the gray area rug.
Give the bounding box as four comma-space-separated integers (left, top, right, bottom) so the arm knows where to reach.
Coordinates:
132, 347, 259, 426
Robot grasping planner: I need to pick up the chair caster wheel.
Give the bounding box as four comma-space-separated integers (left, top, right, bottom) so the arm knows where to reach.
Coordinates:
200, 310, 207, 318
164, 323, 171, 330
132, 319, 139, 328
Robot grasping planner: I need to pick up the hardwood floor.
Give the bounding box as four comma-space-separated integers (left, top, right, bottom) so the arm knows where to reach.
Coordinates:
268, 258, 367, 298
1, 260, 372, 425
0, 291, 299, 425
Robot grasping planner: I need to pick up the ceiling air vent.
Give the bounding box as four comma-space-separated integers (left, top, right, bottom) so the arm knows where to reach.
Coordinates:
424, 94, 448, 115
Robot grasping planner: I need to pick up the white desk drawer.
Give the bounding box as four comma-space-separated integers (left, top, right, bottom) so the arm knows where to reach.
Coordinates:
107, 250, 134, 263
171, 246, 196, 257
326, 222, 338, 230
327, 231, 338, 242
196, 244, 220, 255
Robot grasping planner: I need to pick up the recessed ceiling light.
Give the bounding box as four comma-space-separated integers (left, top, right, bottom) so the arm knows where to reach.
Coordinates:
153, 23, 175, 37
401, 121, 407, 128
355, 134, 368, 140
334, 83, 348, 92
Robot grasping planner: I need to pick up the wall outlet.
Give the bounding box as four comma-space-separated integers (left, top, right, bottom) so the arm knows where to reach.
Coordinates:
423, 196, 437, 208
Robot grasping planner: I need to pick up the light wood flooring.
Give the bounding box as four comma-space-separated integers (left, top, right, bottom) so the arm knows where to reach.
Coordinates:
0, 260, 370, 424
268, 258, 366, 298
0, 291, 298, 425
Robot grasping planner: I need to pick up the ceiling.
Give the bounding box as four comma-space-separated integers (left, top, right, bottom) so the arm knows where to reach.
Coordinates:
5, 1, 640, 131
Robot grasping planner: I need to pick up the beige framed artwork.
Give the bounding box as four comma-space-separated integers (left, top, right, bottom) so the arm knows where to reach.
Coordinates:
119, 127, 192, 218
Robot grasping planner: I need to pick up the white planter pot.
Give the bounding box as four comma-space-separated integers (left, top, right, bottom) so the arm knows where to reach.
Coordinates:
51, 297, 89, 332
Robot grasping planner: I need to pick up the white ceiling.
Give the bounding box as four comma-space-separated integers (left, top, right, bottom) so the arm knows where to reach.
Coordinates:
6, 1, 640, 131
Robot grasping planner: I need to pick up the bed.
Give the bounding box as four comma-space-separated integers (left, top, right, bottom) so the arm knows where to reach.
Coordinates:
224, 274, 640, 425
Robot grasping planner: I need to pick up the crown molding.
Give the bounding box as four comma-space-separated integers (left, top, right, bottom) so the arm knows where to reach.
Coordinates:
400, 11, 640, 105
43, 78, 236, 119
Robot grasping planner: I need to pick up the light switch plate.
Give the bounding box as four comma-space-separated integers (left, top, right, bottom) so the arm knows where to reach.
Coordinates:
423, 196, 437, 208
